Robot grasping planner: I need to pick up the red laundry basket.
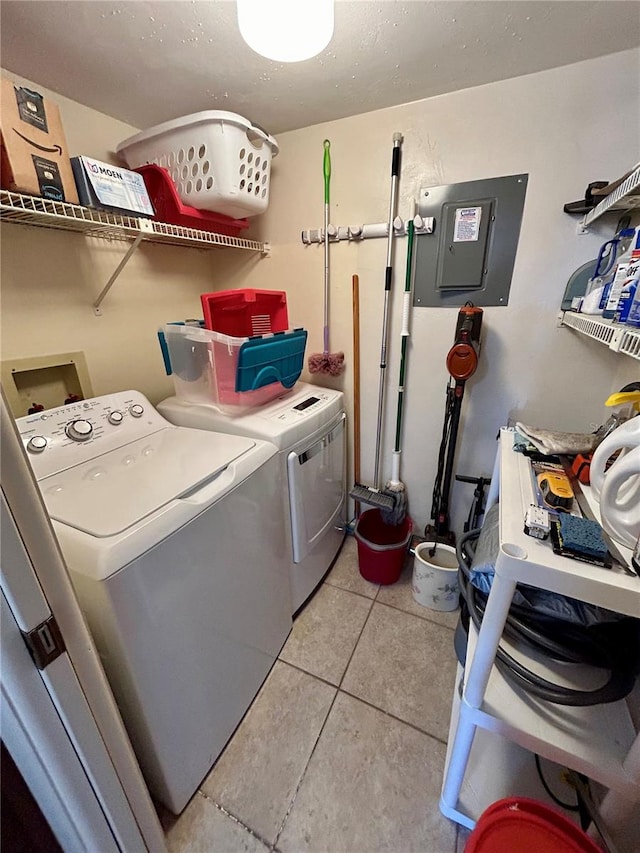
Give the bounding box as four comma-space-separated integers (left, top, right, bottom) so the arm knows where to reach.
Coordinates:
465, 797, 602, 852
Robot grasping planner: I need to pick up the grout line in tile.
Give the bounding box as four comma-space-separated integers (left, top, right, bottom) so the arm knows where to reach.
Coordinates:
272, 592, 377, 848
322, 576, 379, 602
372, 596, 458, 632
336, 593, 376, 690
275, 657, 342, 690
197, 790, 276, 850
337, 685, 450, 747
271, 688, 340, 849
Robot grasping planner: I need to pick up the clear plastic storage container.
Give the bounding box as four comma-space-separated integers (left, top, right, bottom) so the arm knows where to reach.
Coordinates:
161, 323, 307, 411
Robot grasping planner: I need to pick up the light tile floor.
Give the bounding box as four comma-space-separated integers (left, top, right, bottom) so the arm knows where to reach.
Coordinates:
161, 536, 467, 852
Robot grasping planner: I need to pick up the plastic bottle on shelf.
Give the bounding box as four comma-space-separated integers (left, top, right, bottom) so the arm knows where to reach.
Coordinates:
613, 257, 640, 323
625, 268, 640, 328
580, 230, 631, 315
602, 225, 640, 319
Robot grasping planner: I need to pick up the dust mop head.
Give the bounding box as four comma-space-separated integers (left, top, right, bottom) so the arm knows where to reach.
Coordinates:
380, 483, 407, 526
308, 351, 345, 376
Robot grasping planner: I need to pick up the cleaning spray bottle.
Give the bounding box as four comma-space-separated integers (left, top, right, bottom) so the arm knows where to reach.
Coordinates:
614, 256, 640, 323
602, 226, 640, 319
626, 278, 640, 328
581, 229, 634, 314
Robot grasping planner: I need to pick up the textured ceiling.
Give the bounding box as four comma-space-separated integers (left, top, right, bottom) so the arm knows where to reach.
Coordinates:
1, 1, 639, 136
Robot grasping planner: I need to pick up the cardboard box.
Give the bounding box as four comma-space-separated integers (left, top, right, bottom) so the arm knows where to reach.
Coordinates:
71, 156, 154, 217
0, 78, 79, 204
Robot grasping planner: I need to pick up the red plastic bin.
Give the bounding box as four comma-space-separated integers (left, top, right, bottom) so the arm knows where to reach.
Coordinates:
354, 509, 413, 585
465, 797, 602, 852
134, 165, 249, 237
201, 289, 289, 336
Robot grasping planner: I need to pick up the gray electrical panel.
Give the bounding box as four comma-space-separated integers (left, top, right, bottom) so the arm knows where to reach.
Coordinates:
413, 174, 528, 308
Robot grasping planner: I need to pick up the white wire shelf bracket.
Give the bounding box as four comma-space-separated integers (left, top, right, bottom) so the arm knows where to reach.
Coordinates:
579, 165, 640, 232
560, 312, 640, 361
0, 191, 269, 313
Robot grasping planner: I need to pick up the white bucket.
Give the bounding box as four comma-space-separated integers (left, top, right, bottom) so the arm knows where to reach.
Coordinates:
411, 543, 460, 611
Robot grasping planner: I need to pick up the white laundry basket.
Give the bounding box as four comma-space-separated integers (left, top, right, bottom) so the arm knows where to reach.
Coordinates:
116, 111, 279, 219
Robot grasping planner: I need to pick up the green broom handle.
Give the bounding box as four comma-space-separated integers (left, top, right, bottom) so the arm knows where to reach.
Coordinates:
324, 139, 331, 204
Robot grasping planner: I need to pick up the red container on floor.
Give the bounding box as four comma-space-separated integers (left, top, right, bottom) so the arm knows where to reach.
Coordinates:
354, 509, 412, 585
465, 797, 602, 852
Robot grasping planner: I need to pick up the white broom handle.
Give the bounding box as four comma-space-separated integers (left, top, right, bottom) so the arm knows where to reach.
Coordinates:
373, 133, 403, 488
401, 290, 411, 337
389, 450, 401, 487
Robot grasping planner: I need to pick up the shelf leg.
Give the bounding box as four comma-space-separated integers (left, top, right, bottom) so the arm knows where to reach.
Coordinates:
464, 574, 516, 708
441, 574, 516, 821
485, 442, 501, 512
93, 232, 144, 315
440, 709, 478, 815
589, 732, 640, 845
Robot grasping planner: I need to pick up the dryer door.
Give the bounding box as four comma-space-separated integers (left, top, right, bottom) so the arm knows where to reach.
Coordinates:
287, 413, 346, 564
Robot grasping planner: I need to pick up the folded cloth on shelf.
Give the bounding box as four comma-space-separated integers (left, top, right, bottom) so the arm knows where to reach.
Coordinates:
515, 422, 599, 456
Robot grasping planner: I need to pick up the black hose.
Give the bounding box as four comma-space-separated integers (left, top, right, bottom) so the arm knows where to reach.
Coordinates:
430, 383, 454, 524
456, 528, 639, 706
534, 754, 580, 812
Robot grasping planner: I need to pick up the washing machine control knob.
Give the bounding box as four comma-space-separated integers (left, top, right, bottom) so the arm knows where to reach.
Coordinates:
27, 435, 47, 453
66, 419, 93, 442
129, 404, 144, 418
108, 410, 124, 425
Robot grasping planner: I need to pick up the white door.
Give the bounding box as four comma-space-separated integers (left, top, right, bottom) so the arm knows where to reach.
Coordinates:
1, 388, 166, 852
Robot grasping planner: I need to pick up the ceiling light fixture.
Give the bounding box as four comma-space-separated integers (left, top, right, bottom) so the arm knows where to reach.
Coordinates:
237, 0, 334, 63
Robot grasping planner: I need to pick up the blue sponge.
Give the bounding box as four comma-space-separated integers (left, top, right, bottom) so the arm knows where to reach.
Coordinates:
558, 514, 608, 560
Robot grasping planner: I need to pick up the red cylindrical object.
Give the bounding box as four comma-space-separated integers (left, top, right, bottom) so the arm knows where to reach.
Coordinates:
465, 797, 602, 853
354, 509, 412, 584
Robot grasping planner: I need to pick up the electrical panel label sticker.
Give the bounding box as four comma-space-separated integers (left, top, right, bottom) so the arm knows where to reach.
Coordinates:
453, 206, 482, 242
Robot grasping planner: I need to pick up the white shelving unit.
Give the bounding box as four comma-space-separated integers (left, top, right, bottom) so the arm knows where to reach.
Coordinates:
562, 165, 640, 357
560, 312, 640, 361
580, 165, 640, 231
0, 190, 269, 312
440, 429, 640, 831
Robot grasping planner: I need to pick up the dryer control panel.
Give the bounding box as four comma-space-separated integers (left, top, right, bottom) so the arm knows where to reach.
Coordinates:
267, 389, 337, 425
15, 390, 171, 479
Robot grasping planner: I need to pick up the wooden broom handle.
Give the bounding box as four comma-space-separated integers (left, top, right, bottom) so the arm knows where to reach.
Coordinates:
352, 274, 361, 516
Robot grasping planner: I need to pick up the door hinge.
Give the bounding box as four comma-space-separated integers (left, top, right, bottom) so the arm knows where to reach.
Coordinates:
22, 615, 66, 670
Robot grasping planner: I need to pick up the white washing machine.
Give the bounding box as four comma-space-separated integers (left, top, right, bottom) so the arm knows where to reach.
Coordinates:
158, 382, 346, 613
16, 390, 292, 815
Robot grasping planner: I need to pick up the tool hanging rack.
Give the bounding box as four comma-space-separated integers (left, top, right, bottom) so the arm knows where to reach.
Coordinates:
301, 213, 434, 245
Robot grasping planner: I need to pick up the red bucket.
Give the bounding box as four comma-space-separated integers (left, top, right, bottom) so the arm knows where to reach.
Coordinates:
465, 797, 602, 852
354, 509, 412, 585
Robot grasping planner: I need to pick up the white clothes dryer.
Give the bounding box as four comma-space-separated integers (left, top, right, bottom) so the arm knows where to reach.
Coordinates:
16, 391, 291, 814
158, 382, 346, 613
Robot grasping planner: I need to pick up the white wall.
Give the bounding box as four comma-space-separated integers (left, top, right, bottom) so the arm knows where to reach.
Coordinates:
2, 51, 639, 534
0, 71, 259, 408
213, 48, 640, 532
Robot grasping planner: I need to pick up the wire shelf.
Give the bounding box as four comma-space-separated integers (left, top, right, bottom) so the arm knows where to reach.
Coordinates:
582, 165, 640, 227
0, 190, 266, 252
561, 311, 640, 360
